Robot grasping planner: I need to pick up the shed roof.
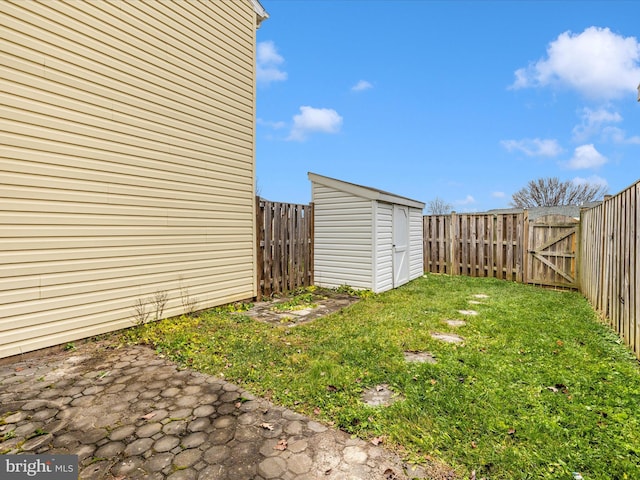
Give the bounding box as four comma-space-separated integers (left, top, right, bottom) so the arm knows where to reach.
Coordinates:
308, 172, 425, 210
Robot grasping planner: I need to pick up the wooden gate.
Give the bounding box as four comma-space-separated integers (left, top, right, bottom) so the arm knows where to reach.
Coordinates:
527, 214, 579, 288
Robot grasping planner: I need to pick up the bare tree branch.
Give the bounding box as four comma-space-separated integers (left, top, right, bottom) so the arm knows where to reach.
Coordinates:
427, 197, 453, 215
510, 177, 607, 208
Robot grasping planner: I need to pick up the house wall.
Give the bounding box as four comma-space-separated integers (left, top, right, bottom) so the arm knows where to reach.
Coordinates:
312, 183, 374, 290
373, 202, 394, 293
409, 207, 424, 281
1, 1, 259, 358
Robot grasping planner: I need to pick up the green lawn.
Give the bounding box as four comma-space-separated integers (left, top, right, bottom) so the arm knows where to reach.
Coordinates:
128, 274, 640, 479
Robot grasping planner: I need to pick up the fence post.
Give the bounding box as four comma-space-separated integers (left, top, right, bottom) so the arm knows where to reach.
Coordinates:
576, 207, 584, 291
449, 212, 458, 275
522, 210, 529, 284
309, 202, 315, 286
599, 196, 610, 317
256, 196, 264, 301
423, 216, 428, 273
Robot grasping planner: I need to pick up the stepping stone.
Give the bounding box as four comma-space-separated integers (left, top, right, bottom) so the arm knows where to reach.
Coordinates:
431, 332, 464, 344
362, 384, 403, 406
458, 310, 478, 316
403, 351, 437, 364
473, 294, 489, 299
468, 300, 482, 305
445, 320, 466, 327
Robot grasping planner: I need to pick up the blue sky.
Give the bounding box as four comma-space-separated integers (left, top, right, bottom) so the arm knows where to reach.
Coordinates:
254, 1, 640, 212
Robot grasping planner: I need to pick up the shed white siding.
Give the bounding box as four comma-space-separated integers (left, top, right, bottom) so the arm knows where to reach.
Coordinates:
409, 208, 424, 280
374, 202, 394, 293
312, 183, 374, 289
309, 173, 425, 294
0, 1, 265, 358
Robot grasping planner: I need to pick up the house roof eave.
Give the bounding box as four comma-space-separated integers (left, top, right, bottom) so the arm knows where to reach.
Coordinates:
251, 0, 269, 27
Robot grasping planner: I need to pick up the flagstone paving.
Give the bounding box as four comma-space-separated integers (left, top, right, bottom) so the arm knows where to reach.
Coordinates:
444, 320, 466, 328
0, 340, 414, 480
239, 293, 360, 327
430, 333, 465, 344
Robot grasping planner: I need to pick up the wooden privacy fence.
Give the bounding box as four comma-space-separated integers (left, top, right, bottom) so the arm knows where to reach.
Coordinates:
579, 181, 639, 356
423, 212, 527, 282
256, 197, 314, 299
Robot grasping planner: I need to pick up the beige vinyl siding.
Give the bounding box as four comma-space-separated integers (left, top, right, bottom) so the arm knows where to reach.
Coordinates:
409, 208, 424, 280
373, 202, 394, 293
312, 184, 374, 289
1, 0, 259, 358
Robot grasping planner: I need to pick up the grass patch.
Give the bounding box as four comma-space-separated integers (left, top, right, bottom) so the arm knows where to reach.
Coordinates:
128, 274, 640, 479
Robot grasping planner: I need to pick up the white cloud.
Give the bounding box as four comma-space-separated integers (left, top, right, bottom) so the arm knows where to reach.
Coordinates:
572, 108, 640, 144
257, 118, 286, 130
566, 144, 608, 169
492, 191, 506, 198
351, 80, 373, 92
257, 41, 287, 86
573, 107, 622, 141
581, 107, 622, 125
601, 126, 640, 144
287, 106, 343, 141
572, 174, 609, 189
510, 27, 640, 100
501, 138, 563, 157
456, 195, 476, 205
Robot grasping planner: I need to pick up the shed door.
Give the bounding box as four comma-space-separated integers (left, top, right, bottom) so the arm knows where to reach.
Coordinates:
393, 205, 410, 287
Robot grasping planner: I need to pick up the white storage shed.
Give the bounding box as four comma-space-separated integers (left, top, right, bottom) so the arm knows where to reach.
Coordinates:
309, 173, 425, 293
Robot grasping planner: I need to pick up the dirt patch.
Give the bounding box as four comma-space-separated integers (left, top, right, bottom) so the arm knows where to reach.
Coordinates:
239, 289, 360, 326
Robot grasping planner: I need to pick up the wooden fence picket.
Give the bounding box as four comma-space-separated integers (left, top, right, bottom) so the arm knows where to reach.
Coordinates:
256, 197, 314, 300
